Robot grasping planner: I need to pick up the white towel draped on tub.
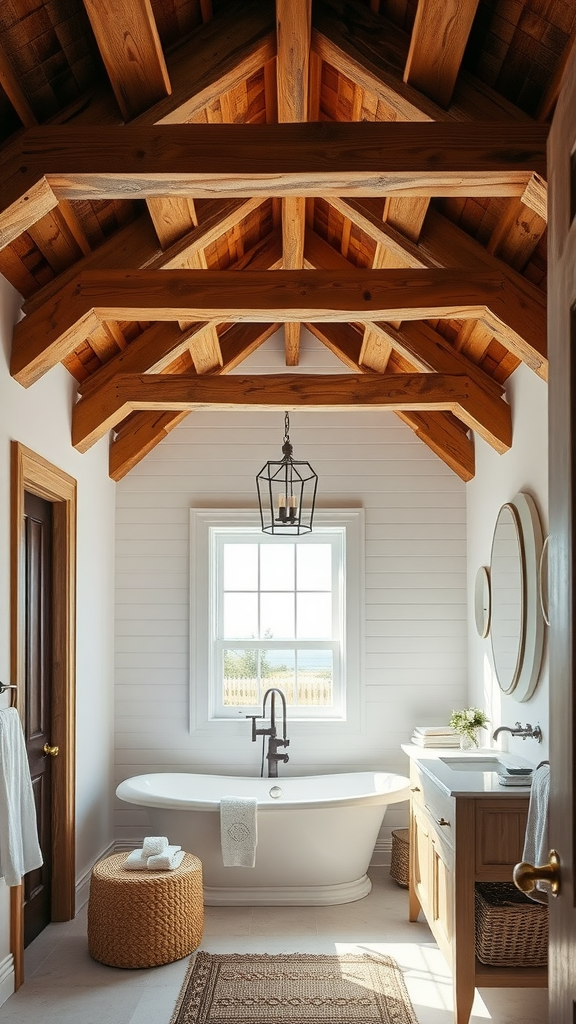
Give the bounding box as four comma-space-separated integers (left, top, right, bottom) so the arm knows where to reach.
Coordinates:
522, 761, 550, 904
220, 796, 258, 867
0, 708, 43, 887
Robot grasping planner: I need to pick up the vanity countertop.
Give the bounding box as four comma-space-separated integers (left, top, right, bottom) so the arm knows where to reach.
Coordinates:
401, 743, 534, 798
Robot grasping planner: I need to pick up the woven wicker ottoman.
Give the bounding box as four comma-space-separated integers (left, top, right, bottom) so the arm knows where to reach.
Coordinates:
87, 852, 203, 968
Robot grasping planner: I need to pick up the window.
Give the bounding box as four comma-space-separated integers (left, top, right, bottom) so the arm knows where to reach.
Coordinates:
215, 532, 342, 719
191, 510, 363, 733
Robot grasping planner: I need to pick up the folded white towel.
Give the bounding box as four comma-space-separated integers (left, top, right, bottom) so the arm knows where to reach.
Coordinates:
414, 726, 457, 736
0, 708, 43, 886
147, 845, 184, 871
220, 796, 258, 867
142, 836, 169, 857
411, 733, 460, 747
522, 762, 550, 904
124, 848, 148, 870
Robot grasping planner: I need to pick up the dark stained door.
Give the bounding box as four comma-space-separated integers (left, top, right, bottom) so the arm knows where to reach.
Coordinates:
547, 43, 576, 1024
23, 491, 53, 947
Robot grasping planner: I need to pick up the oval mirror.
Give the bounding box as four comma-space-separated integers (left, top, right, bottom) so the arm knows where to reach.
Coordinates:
489, 492, 544, 702
474, 566, 491, 638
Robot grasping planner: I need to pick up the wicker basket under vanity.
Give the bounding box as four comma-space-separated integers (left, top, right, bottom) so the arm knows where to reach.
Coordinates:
390, 828, 410, 888
474, 882, 548, 967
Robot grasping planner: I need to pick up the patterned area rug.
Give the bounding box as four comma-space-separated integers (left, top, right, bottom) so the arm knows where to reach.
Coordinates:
170, 951, 418, 1024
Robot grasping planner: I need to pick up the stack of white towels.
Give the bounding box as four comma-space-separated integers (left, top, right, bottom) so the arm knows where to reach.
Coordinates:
125, 836, 184, 871
410, 725, 460, 748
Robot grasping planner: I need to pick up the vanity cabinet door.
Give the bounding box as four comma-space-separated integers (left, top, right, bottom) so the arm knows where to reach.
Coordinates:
412, 803, 454, 961
413, 804, 432, 913
430, 831, 454, 959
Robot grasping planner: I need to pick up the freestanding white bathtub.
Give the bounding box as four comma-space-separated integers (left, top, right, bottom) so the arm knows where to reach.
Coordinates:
115, 771, 410, 906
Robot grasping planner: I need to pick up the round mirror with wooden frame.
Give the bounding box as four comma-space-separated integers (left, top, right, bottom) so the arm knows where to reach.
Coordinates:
489, 492, 544, 702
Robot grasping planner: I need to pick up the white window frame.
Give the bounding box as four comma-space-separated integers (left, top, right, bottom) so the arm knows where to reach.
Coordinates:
190, 508, 364, 737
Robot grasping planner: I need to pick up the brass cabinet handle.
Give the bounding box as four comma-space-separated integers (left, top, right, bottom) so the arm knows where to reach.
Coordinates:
437, 817, 451, 827
513, 849, 560, 898
410, 786, 420, 792
43, 743, 59, 757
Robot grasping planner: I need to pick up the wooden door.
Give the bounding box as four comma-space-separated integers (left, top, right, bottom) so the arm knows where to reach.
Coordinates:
23, 491, 53, 947
547, 44, 576, 1024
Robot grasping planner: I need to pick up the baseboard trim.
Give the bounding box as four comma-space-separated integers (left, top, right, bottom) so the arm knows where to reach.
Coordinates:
0, 954, 15, 1009
75, 841, 115, 912
370, 839, 392, 867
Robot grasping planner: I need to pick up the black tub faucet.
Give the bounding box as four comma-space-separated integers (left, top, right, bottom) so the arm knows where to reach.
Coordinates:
247, 687, 290, 777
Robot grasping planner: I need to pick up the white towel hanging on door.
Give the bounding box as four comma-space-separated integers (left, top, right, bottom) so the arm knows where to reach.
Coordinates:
521, 762, 550, 904
0, 708, 43, 886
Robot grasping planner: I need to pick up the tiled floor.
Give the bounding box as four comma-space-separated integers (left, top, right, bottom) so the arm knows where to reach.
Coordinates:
0, 869, 548, 1024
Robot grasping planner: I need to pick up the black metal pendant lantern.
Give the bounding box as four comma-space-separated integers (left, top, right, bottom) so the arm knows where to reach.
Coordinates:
256, 413, 318, 535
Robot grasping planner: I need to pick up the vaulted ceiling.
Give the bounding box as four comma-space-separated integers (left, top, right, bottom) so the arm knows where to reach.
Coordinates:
1, 0, 573, 480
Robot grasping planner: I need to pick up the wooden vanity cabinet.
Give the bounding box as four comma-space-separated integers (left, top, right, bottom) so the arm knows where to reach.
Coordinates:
407, 757, 547, 1024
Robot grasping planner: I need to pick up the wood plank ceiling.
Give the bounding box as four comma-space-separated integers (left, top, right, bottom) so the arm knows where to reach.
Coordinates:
0, 0, 573, 481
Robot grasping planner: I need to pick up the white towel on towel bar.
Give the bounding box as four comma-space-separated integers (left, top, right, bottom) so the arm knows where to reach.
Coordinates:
521, 762, 550, 904
0, 708, 43, 887
220, 796, 258, 867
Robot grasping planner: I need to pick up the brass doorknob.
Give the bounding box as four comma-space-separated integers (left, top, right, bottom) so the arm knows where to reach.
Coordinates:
513, 849, 560, 897
43, 743, 59, 757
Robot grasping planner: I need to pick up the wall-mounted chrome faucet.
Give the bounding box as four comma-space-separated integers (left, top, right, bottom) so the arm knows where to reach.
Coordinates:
492, 721, 542, 743
247, 687, 290, 778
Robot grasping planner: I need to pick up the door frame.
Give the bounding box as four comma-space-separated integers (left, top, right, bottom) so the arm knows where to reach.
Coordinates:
9, 441, 77, 988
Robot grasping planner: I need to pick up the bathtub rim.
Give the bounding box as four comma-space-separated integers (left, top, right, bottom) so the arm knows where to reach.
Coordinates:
115, 770, 410, 812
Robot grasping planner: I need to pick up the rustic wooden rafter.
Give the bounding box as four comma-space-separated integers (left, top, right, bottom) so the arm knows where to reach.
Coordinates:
73, 371, 511, 455
404, 0, 481, 109
327, 197, 547, 379
11, 268, 545, 387
0, 122, 548, 250
78, 232, 283, 398
305, 323, 475, 481
81, 0, 171, 121
107, 322, 281, 480
311, 0, 548, 221
276, 0, 312, 365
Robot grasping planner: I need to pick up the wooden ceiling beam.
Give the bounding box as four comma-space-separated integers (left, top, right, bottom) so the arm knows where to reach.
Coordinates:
276, 0, 312, 366
404, 0, 481, 109
81, 0, 171, 121
311, 0, 546, 222
396, 410, 475, 481
73, 370, 511, 455
313, 0, 533, 124
129, 0, 275, 127
0, 123, 547, 248
108, 322, 281, 480
329, 197, 547, 379
306, 321, 475, 480
304, 235, 504, 401
109, 410, 190, 480
77, 231, 283, 398
12, 267, 542, 387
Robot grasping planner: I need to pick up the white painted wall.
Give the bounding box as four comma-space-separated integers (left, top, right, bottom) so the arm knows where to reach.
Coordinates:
0, 275, 116, 1005
467, 363, 548, 762
114, 328, 468, 858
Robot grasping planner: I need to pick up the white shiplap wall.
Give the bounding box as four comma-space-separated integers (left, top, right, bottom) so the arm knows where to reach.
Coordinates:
115, 329, 468, 856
